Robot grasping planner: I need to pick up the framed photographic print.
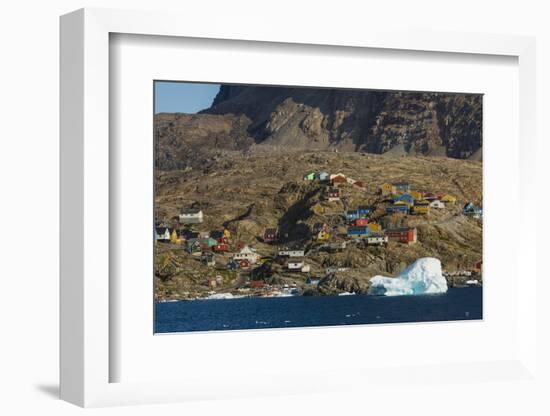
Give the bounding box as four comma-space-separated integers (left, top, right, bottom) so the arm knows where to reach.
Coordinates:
60, 7, 539, 409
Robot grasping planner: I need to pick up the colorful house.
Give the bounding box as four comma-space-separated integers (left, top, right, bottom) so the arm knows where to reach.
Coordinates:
249, 280, 265, 289
394, 193, 415, 206
380, 183, 396, 196
186, 238, 202, 253
234, 246, 260, 264
345, 209, 361, 221
366, 234, 388, 246
411, 200, 430, 215
212, 243, 230, 253
409, 190, 422, 200
278, 249, 305, 257
200, 237, 217, 248
234, 240, 247, 251
430, 200, 445, 209
303, 171, 316, 181
263, 228, 279, 243
357, 206, 371, 216
367, 223, 381, 233
179, 208, 204, 224
317, 171, 330, 182
386, 202, 409, 214
287, 258, 305, 270
347, 226, 371, 238
317, 230, 330, 241
312, 222, 330, 234
393, 182, 411, 193
326, 187, 340, 201
385, 227, 417, 244
422, 192, 438, 201
238, 259, 251, 269
463, 202, 482, 218
226, 259, 238, 270
155, 227, 171, 242
440, 194, 457, 204
201, 252, 215, 267
331, 174, 347, 187
353, 218, 369, 227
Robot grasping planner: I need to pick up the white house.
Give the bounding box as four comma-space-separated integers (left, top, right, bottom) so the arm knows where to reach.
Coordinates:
429, 200, 445, 209
155, 227, 171, 242
179, 208, 204, 224
278, 249, 305, 257
233, 246, 260, 264
287, 258, 305, 270
366, 235, 388, 246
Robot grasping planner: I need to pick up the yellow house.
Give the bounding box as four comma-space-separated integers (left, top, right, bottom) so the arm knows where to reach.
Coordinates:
170, 229, 183, 244
440, 194, 457, 204
223, 228, 231, 239
380, 183, 396, 196
410, 190, 422, 200
411, 201, 430, 215
312, 204, 325, 215
367, 223, 381, 233
317, 230, 330, 241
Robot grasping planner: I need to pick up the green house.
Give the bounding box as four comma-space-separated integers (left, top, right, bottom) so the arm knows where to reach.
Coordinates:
303, 171, 316, 181
200, 237, 218, 248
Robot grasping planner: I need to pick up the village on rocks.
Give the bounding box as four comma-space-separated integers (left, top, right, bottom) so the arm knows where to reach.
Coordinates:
155, 166, 483, 300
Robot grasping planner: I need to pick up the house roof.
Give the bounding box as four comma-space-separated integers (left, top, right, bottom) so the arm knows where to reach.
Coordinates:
386, 227, 415, 232
181, 208, 202, 215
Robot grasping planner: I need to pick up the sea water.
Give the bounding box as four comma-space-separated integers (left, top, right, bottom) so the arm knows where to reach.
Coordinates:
155, 287, 482, 333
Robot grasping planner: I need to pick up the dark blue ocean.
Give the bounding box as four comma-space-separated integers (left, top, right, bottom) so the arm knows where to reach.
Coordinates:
155, 287, 482, 333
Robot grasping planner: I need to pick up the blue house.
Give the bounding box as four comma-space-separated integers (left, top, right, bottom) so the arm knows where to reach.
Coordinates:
386, 204, 410, 214
317, 171, 330, 182
394, 193, 415, 206
356, 206, 371, 216
347, 226, 371, 238
393, 182, 411, 193
463, 202, 482, 217
345, 209, 361, 221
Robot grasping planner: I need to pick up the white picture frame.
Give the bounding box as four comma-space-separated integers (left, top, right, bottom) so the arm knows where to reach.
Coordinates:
60, 8, 538, 408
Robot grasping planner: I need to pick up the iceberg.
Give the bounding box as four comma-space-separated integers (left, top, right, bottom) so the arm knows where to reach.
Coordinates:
368, 257, 448, 296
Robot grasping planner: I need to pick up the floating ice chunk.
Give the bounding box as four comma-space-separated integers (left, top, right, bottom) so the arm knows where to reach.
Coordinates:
368, 258, 448, 296
205, 293, 234, 300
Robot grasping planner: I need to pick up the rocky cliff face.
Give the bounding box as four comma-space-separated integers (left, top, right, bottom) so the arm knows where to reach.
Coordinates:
155, 85, 482, 170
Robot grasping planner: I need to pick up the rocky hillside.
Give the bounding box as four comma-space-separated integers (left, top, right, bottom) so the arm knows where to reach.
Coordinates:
155, 150, 482, 300
154, 85, 482, 171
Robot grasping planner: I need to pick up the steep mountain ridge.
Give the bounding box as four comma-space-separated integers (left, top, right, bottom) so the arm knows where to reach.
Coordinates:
154, 85, 482, 171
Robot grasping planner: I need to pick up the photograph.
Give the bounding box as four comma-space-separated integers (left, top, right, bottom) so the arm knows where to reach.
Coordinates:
153, 81, 483, 333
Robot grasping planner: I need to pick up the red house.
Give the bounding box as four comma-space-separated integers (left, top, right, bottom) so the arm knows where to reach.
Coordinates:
353, 218, 369, 227
263, 228, 279, 243
331, 175, 347, 186
234, 240, 247, 251
422, 192, 438, 201
238, 259, 251, 269
249, 280, 265, 289
385, 227, 417, 244
213, 243, 230, 253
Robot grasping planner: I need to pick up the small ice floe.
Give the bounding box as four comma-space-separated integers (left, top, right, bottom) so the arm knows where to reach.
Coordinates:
338, 291, 356, 296
284, 320, 292, 323
255, 321, 268, 325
